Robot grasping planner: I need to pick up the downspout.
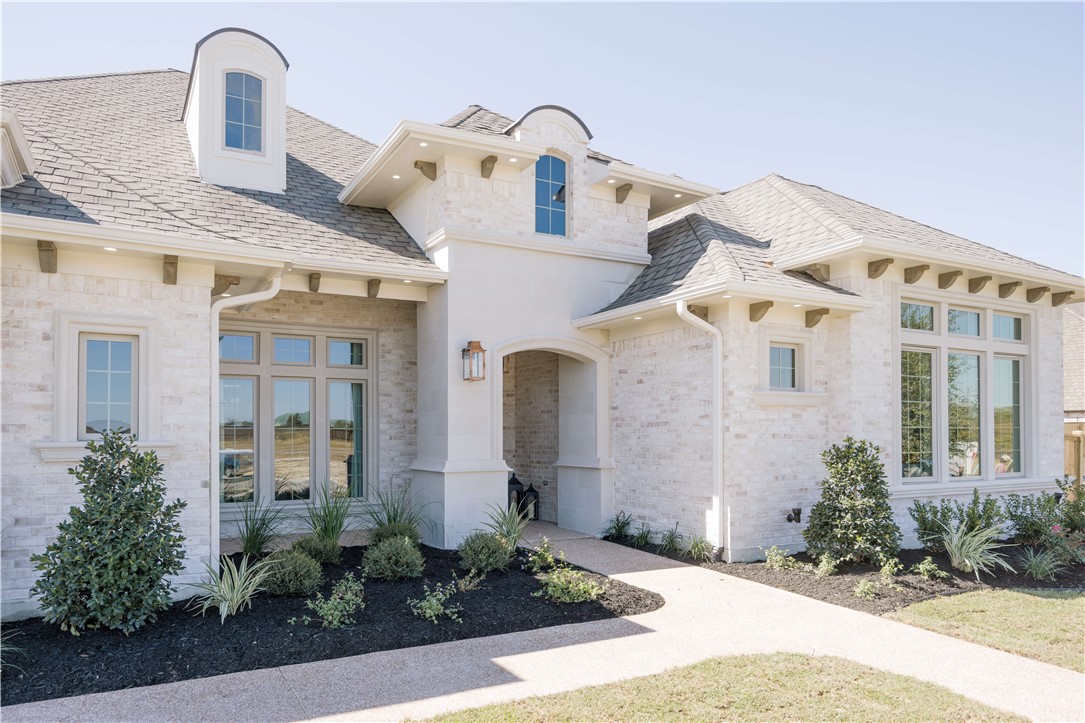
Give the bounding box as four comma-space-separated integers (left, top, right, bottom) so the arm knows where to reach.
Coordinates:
675, 301, 728, 560
208, 271, 285, 569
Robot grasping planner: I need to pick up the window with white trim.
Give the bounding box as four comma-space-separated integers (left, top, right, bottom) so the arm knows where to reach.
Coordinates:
224, 71, 263, 153
219, 326, 373, 505
79, 334, 137, 439
899, 299, 1028, 482
534, 155, 567, 236
769, 344, 797, 390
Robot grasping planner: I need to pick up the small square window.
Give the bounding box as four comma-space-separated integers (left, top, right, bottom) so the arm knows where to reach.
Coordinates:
769, 345, 797, 390
993, 314, 1023, 341
329, 340, 365, 367
273, 337, 312, 364
901, 303, 935, 331
949, 308, 980, 336
220, 333, 256, 362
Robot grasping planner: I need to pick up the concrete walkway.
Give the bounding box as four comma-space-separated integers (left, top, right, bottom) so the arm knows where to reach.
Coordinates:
5, 523, 1083, 722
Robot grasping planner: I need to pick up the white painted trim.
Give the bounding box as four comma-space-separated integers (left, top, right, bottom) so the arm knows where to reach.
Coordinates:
604, 162, 719, 197
890, 477, 1058, 499
0, 213, 449, 283
36, 440, 176, 463
758, 325, 817, 393
424, 227, 652, 266
1, 108, 35, 188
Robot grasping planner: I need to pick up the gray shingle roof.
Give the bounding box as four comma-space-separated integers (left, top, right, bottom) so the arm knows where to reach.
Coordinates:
1066, 305, 1085, 414
438, 105, 622, 163
598, 172, 1076, 315
1, 70, 435, 270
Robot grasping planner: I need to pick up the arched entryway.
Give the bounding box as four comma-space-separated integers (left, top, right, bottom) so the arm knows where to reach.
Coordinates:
491, 337, 613, 535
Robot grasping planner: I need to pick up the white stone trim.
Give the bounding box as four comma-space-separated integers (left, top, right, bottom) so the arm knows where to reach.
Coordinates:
425, 226, 652, 265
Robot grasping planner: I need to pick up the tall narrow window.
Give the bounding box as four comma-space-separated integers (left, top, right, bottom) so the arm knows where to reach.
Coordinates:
948, 352, 981, 477
329, 381, 366, 498
534, 155, 567, 236
225, 72, 263, 152
220, 378, 255, 502
80, 335, 137, 439
274, 379, 312, 500
994, 358, 1021, 475
901, 350, 934, 478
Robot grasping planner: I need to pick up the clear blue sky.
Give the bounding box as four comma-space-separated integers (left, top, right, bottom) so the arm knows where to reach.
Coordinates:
3, 2, 1082, 276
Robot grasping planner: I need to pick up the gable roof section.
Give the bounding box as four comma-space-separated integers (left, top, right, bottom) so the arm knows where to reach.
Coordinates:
1, 70, 435, 271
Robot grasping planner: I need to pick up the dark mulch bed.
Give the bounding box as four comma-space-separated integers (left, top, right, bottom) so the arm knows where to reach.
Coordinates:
1, 545, 663, 706
606, 536, 1085, 616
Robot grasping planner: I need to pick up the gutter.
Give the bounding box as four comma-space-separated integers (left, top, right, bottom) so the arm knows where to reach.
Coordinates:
207, 272, 285, 570
674, 300, 728, 559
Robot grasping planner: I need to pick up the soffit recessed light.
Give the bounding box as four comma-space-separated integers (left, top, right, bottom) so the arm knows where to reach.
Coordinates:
509, 158, 518, 163
403, 280, 412, 284
419, 142, 429, 147
674, 193, 683, 198
633, 316, 643, 320
392, 174, 401, 179
793, 304, 804, 308
221, 293, 232, 297
103, 247, 117, 252
722, 295, 732, 299
607, 179, 615, 184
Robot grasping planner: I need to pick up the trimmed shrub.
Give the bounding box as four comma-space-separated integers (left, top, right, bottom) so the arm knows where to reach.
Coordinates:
803, 437, 900, 564
1056, 476, 1085, 533
908, 489, 1004, 553
1003, 492, 1060, 545
458, 531, 512, 573
533, 567, 606, 603
293, 535, 341, 565
370, 521, 422, 548
264, 549, 323, 596
364, 536, 425, 580
31, 432, 187, 635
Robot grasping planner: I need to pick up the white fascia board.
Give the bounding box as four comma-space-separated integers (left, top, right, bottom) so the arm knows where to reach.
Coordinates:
338, 120, 547, 206
0, 213, 448, 282
426, 226, 652, 266
604, 162, 719, 198
573, 279, 874, 329
776, 234, 1083, 291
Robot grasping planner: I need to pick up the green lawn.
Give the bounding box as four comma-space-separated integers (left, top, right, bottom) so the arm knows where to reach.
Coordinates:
430, 654, 1018, 722
890, 589, 1085, 672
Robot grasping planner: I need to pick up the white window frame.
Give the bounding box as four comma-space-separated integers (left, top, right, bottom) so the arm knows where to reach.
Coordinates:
78, 332, 139, 440
755, 326, 826, 405
222, 69, 266, 157
533, 151, 571, 239
895, 290, 1034, 488
219, 320, 376, 514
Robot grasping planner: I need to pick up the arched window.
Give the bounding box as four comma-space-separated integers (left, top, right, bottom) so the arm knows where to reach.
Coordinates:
224, 72, 263, 152
534, 155, 566, 236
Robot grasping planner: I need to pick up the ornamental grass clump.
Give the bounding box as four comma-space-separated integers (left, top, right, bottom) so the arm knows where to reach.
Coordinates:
31, 432, 187, 636
233, 501, 284, 558
802, 437, 901, 565
937, 521, 1015, 582
602, 511, 634, 540
304, 486, 352, 546
188, 555, 272, 624
1019, 546, 1067, 582
483, 503, 530, 551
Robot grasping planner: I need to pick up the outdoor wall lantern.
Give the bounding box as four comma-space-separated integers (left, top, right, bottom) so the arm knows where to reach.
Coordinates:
462, 341, 486, 382
786, 507, 802, 523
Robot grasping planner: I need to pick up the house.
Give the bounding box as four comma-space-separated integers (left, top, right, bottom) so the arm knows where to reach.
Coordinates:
2, 28, 1081, 619
1065, 305, 1085, 481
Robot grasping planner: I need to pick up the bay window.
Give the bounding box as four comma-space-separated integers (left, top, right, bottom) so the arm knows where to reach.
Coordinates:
899, 299, 1028, 483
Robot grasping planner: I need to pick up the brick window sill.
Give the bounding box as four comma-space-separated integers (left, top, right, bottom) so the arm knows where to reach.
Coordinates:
35, 440, 176, 463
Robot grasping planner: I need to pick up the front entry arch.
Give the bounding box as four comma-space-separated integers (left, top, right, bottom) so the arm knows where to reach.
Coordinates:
491, 336, 614, 535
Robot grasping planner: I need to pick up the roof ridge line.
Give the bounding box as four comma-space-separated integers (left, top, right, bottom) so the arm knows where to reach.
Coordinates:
2, 69, 181, 86
447, 105, 486, 129
685, 203, 743, 283
763, 174, 860, 244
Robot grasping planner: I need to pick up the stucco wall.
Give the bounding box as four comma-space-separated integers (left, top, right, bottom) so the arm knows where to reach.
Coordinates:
1, 265, 212, 619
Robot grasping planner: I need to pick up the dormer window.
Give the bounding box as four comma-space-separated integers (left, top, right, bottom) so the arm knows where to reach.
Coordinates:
535, 155, 566, 236
224, 72, 263, 153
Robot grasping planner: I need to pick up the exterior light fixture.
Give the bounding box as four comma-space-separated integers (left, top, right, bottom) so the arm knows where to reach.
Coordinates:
786, 507, 802, 523
221, 293, 232, 298
103, 247, 117, 252
419, 142, 429, 147
462, 340, 486, 382
403, 279, 412, 284
633, 316, 643, 320
793, 304, 803, 308
674, 193, 683, 198
607, 179, 615, 184
722, 295, 732, 299
509, 158, 518, 163
392, 174, 401, 179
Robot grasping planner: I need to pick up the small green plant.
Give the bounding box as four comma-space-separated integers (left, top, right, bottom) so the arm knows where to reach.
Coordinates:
458, 531, 512, 573
937, 522, 1015, 582
534, 566, 606, 603
629, 524, 653, 548
364, 536, 425, 580
370, 521, 422, 548
1043, 525, 1085, 565
188, 555, 272, 624
1056, 476, 1085, 532
1, 630, 27, 676
364, 482, 427, 534
304, 486, 352, 545
31, 431, 187, 635
305, 572, 365, 628
293, 535, 341, 565
814, 555, 838, 577
657, 523, 684, 555
484, 503, 530, 551
525, 536, 562, 573
456, 570, 484, 592
603, 511, 634, 540
1003, 492, 1060, 545
683, 535, 714, 562
908, 556, 950, 580
762, 546, 811, 572
880, 558, 904, 585
408, 581, 463, 624
803, 437, 901, 565
853, 580, 878, 600
233, 502, 284, 558
908, 489, 1004, 553
263, 549, 323, 596
1019, 547, 1067, 582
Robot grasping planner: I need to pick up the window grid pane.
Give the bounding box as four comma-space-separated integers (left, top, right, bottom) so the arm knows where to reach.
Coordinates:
901, 350, 934, 478
83, 339, 134, 436
948, 352, 981, 477
534, 155, 567, 236
993, 314, 1022, 341
220, 378, 255, 502
769, 346, 796, 390
274, 380, 311, 500
329, 340, 365, 367
948, 309, 980, 336
329, 381, 365, 498
220, 334, 255, 362
901, 303, 935, 331
224, 72, 262, 152
994, 358, 1021, 475
273, 337, 312, 364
